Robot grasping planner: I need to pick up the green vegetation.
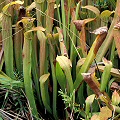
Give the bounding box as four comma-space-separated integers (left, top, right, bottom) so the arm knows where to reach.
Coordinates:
0, 0, 120, 119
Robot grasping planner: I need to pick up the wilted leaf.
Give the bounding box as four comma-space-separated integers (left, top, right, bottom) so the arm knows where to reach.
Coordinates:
80, 26, 87, 55
90, 26, 108, 35
91, 106, 112, 120
97, 65, 120, 78
113, 23, 120, 58
110, 82, 120, 91
114, 22, 120, 29
100, 10, 114, 18
26, 26, 46, 33
56, 27, 64, 42
74, 18, 95, 31
94, 32, 107, 55
82, 5, 100, 17
73, 20, 84, 31
56, 27, 68, 57
82, 73, 101, 96
84, 18, 95, 24
99, 106, 112, 120
0, 47, 3, 64
74, 18, 94, 56
91, 114, 100, 120
60, 41, 68, 57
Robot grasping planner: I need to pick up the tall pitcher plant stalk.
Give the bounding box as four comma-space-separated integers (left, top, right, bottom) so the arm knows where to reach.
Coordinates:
1, 0, 120, 119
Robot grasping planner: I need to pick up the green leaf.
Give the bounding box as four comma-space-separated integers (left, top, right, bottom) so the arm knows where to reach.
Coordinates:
100, 10, 114, 18
100, 58, 112, 92
0, 117, 3, 120
39, 74, 52, 114
56, 56, 73, 93
85, 94, 95, 118
0, 71, 23, 88
56, 62, 66, 91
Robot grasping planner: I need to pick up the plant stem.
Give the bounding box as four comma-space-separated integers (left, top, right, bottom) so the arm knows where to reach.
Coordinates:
22, 18, 38, 117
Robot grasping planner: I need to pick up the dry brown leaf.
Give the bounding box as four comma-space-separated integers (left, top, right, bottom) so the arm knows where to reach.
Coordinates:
90, 26, 108, 35
110, 82, 120, 91
74, 19, 95, 56
82, 73, 101, 96
91, 114, 100, 120
114, 25, 120, 58
97, 65, 120, 78
73, 20, 85, 31
99, 106, 112, 120
56, 27, 68, 57
74, 18, 95, 31
94, 32, 107, 54
82, 5, 100, 16
114, 22, 120, 29
0, 46, 3, 63
91, 106, 112, 120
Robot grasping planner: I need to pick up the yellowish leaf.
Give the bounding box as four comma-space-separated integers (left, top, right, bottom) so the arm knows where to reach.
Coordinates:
85, 94, 95, 104
39, 73, 50, 84
56, 56, 72, 70
26, 26, 46, 33
112, 90, 120, 105
77, 58, 86, 68
100, 10, 114, 18
2, 1, 24, 13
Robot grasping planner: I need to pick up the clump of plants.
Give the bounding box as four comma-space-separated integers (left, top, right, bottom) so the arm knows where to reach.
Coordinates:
0, 0, 120, 120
